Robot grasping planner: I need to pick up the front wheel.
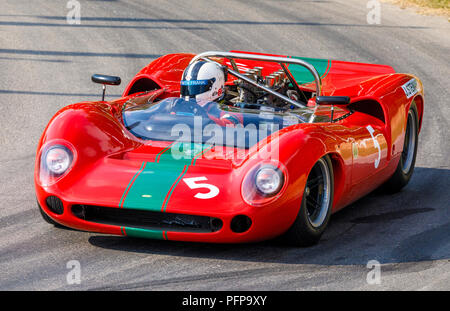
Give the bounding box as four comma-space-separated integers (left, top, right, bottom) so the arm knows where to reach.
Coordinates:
383, 102, 419, 193
283, 155, 334, 246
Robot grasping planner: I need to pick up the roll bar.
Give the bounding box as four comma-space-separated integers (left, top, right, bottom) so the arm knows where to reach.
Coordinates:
189, 51, 322, 109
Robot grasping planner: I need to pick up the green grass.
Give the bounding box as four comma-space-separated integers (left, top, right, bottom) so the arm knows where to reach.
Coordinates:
408, 0, 449, 9
388, 0, 450, 17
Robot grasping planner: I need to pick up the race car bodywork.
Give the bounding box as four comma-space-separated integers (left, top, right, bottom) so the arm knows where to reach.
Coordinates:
35, 51, 424, 245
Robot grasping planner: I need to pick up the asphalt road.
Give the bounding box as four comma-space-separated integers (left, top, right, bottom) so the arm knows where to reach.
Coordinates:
0, 0, 449, 290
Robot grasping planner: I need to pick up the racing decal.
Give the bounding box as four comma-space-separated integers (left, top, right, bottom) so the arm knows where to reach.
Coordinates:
182, 177, 220, 199
366, 125, 381, 168
288, 56, 331, 85
119, 143, 212, 212
401, 78, 418, 99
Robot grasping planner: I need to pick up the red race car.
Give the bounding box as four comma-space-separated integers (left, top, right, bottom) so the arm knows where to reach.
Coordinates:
35, 51, 423, 246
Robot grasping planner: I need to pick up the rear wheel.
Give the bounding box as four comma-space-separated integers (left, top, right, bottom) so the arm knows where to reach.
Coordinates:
383, 102, 419, 193
283, 155, 334, 246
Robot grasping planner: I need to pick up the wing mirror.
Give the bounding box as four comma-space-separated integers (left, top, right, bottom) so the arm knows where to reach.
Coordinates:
315, 96, 350, 106
91, 74, 121, 101
315, 96, 350, 123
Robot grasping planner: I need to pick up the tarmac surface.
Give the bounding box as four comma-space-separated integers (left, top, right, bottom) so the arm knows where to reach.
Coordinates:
0, 0, 449, 290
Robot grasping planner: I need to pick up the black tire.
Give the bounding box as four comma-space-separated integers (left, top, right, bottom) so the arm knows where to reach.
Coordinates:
383, 102, 419, 193
283, 155, 334, 246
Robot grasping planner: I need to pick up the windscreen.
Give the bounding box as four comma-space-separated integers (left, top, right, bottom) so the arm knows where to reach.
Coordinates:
123, 97, 316, 149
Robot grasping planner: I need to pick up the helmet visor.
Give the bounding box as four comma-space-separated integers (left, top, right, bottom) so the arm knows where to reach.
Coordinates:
180, 78, 215, 97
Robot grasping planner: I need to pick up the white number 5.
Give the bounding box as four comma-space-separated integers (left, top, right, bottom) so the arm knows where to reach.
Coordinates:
182, 177, 219, 199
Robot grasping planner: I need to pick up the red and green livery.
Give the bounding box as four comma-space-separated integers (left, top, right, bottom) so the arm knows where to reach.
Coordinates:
35, 51, 423, 245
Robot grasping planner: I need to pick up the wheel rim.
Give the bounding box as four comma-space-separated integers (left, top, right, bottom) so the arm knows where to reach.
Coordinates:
304, 158, 331, 228
401, 110, 416, 174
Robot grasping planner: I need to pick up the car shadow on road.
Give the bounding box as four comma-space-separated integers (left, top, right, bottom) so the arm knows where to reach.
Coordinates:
88, 167, 450, 265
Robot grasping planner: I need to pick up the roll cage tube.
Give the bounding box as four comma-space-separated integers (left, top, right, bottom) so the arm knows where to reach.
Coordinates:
189, 51, 323, 109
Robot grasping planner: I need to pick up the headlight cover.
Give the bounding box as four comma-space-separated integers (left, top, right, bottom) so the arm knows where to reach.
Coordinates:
241, 162, 287, 206
39, 142, 75, 186
45, 147, 72, 175
255, 167, 283, 195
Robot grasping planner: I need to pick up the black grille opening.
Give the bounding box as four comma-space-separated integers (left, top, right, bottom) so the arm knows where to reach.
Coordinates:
46, 196, 64, 215
72, 205, 221, 233
230, 215, 252, 233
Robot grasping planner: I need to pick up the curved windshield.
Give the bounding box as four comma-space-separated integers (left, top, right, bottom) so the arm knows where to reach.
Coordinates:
123, 97, 324, 149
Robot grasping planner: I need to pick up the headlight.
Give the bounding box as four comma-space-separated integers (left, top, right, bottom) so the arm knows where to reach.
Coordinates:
241, 162, 287, 206
38, 142, 75, 186
45, 146, 72, 175
255, 167, 283, 195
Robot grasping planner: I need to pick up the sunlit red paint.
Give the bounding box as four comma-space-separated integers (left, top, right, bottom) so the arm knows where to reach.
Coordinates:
34, 51, 423, 243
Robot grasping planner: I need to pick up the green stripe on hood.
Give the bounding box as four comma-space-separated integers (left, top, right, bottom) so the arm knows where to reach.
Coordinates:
120, 142, 209, 212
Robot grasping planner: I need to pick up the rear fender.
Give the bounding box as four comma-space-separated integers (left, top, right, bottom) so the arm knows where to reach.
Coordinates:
123, 53, 195, 97
347, 74, 423, 160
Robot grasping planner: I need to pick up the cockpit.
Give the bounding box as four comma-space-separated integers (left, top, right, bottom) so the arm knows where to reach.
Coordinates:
123, 52, 352, 149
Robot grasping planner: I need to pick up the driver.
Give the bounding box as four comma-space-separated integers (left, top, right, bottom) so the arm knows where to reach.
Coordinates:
180, 61, 242, 126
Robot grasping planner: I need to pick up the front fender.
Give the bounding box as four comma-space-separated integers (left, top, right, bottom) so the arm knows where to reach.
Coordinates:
34, 102, 141, 190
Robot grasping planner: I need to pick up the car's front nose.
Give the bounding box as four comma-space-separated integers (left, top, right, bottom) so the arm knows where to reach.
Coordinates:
35, 142, 304, 243
37, 194, 301, 243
